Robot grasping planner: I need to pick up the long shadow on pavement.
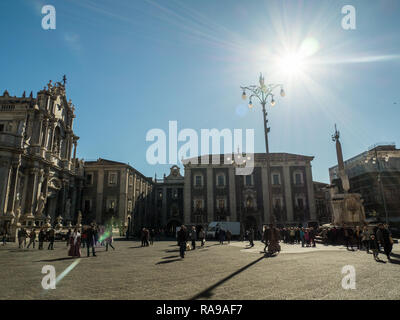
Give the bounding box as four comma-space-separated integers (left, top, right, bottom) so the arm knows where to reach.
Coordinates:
156, 258, 182, 265
34, 257, 75, 262
190, 255, 267, 300
162, 255, 180, 259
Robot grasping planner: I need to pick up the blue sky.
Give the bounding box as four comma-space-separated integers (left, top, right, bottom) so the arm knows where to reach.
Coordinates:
1, 0, 399, 183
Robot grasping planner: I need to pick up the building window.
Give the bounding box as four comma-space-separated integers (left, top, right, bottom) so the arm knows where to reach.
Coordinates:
245, 174, 253, 186
172, 188, 179, 199
194, 199, 203, 210
272, 173, 281, 185
158, 189, 163, 199
108, 199, 116, 210
216, 174, 225, 187
109, 172, 117, 185
294, 172, 303, 185
246, 196, 254, 208
129, 175, 133, 186
0, 124, 4, 132
194, 175, 203, 187
127, 200, 132, 212
274, 198, 281, 209
86, 173, 93, 185
217, 199, 226, 209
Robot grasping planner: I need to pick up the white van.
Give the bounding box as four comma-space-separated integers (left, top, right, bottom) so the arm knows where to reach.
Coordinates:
206, 221, 240, 239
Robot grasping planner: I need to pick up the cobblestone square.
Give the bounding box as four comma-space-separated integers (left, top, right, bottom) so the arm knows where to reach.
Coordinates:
1, 239, 399, 300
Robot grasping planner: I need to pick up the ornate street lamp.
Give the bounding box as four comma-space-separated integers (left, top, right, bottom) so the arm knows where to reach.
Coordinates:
240, 73, 285, 226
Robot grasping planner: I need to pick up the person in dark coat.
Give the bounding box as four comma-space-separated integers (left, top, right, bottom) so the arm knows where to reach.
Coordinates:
376, 223, 393, 262
38, 228, 45, 250
369, 234, 379, 261
177, 225, 188, 258
86, 224, 97, 257
47, 228, 55, 250
248, 228, 254, 247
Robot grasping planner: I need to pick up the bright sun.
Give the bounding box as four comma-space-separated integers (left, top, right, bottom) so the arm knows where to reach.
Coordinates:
275, 37, 320, 77
278, 53, 306, 75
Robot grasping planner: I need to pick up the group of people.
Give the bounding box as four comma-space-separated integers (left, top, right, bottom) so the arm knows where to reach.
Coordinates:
176, 226, 208, 258
279, 227, 317, 247
10, 223, 115, 258
215, 228, 232, 245
16, 227, 55, 250
140, 228, 155, 247
320, 223, 394, 262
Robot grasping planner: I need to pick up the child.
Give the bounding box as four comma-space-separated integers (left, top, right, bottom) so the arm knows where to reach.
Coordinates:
369, 234, 379, 261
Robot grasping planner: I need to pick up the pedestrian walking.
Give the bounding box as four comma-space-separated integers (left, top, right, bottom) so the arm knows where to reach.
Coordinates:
68, 228, 82, 258
177, 225, 188, 258
354, 226, 362, 250
66, 229, 72, 247
1, 227, 7, 245
86, 224, 97, 257
361, 226, 370, 253
149, 229, 155, 245
198, 228, 205, 247
248, 228, 254, 247
105, 226, 115, 251
219, 229, 225, 245
226, 230, 232, 244
47, 228, 55, 250
190, 226, 197, 249
309, 227, 316, 247
18, 227, 28, 249
300, 228, 305, 247
369, 234, 379, 261
38, 228, 45, 250
376, 223, 393, 262
27, 229, 37, 249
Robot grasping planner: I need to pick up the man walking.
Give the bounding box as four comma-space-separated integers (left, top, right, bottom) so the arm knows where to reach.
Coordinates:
38, 228, 45, 250
190, 226, 197, 250
376, 223, 393, 262
177, 225, 188, 258
47, 228, 55, 250
27, 229, 37, 249
86, 224, 97, 257
18, 228, 28, 249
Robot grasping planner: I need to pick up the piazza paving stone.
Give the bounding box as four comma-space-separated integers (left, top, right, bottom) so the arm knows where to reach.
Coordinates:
0, 239, 399, 300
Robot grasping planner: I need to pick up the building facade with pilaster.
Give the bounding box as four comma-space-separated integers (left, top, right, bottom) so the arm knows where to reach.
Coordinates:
82, 158, 155, 234
182, 153, 317, 233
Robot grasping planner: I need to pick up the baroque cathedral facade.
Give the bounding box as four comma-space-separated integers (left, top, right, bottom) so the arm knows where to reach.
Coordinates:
0, 79, 84, 239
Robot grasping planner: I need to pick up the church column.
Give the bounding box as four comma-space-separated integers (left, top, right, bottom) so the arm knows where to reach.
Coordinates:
6, 160, 21, 215
228, 166, 237, 222
305, 164, 316, 220
183, 166, 191, 225
283, 165, 294, 223
261, 167, 271, 224
162, 186, 167, 226
24, 168, 39, 216
206, 167, 214, 223
96, 170, 104, 224
0, 159, 11, 215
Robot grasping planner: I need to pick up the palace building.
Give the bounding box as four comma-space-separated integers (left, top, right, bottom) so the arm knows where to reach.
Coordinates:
181, 153, 317, 232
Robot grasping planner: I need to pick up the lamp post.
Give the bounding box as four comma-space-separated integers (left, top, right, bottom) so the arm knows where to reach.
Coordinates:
240, 74, 285, 225
364, 147, 390, 225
